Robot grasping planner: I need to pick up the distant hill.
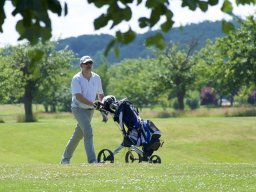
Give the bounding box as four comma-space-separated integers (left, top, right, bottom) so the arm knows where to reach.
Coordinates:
57, 20, 225, 66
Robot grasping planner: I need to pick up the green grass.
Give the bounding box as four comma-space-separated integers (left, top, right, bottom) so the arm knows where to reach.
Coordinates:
0, 107, 256, 191
0, 104, 44, 123
0, 116, 255, 164
0, 163, 255, 192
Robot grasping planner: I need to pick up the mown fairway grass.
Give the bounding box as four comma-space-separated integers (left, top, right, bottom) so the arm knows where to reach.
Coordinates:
0, 107, 256, 191
1, 163, 255, 192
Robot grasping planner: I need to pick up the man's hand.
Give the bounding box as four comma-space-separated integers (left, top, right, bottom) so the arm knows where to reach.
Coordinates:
93, 100, 102, 110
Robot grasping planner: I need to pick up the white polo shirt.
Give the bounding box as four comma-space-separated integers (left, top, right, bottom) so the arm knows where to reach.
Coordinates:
71, 71, 103, 109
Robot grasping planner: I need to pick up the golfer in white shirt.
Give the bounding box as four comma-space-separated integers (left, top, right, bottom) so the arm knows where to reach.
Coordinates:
61, 55, 104, 164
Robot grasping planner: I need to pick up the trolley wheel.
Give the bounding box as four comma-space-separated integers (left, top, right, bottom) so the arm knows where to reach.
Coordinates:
149, 155, 161, 164
125, 150, 142, 163
97, 149, 114, 163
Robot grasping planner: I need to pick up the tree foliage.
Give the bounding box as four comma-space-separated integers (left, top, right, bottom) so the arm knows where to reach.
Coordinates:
94, 61, 110, 95
106, 58, 158, 108
0, 49, 24, 102
219, 16, 256, 86
195, 16, 256, 105
0, 0, 67, 45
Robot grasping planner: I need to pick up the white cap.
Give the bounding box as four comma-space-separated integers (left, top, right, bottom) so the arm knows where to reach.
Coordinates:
80, 56, 93, 64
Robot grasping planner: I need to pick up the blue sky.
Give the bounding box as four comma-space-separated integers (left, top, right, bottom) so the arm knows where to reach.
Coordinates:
0, 0, 255, 46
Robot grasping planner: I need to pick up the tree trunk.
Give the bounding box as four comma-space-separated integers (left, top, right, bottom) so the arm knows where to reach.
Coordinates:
230, 95, 234, 106
219, 95, 223, 106
177, 93, 185, 110
24, 81, 34, 122
44, 104, 49, 112
50, 104, 56, 112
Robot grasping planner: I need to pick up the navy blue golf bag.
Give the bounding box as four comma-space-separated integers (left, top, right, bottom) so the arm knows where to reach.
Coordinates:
105, 98, 162, 157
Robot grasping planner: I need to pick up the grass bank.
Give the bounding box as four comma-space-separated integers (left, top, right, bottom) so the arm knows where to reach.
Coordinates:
0, 116, 255, 164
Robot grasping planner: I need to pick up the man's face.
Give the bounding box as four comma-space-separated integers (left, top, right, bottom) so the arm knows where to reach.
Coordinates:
80, 61, 93, 72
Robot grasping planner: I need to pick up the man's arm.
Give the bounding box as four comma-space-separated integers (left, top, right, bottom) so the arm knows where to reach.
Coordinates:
97, 93, 104, 102
75, 93, 94, 106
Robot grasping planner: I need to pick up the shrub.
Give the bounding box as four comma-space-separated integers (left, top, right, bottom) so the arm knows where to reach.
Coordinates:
200, 86, 217, 105
172, 99, 180, 110
247, 90, 256, 105
156, 111, 179, 118
186, 98, 199, 110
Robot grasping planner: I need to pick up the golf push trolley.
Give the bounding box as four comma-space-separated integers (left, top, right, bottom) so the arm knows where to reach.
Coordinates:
94, 96, 163, 164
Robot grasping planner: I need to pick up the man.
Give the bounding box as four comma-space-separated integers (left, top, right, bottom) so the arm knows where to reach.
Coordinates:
61, 55, 104, 164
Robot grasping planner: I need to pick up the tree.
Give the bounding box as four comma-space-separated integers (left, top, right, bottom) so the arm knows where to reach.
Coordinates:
154, 42, 198, 110
217, 16, 256, 105
1, 0, 255, 53
5, 41, 75, 121
107, 58, 158, 108
195, 16, 256, 106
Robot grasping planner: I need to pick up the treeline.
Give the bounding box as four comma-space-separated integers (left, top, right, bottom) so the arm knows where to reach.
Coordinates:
96, 17, 256, 110
57, 21, 225, 66
0, 17, 255, 122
